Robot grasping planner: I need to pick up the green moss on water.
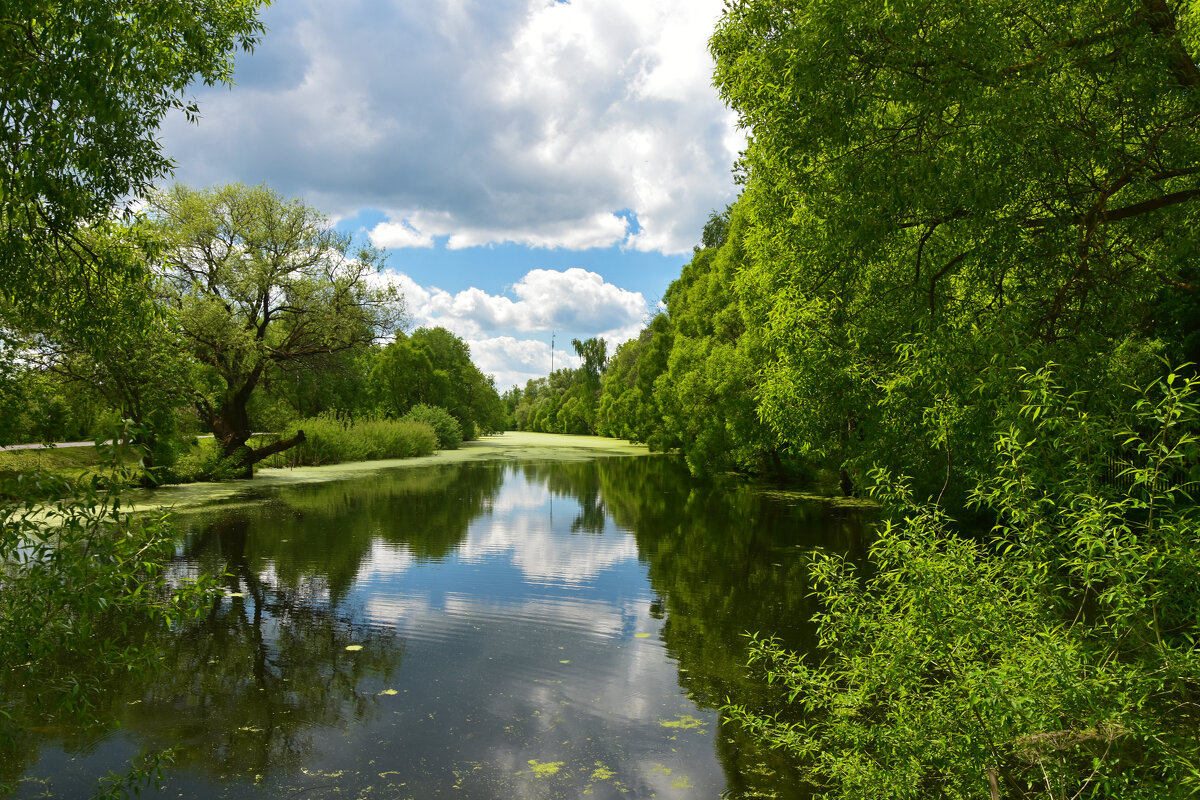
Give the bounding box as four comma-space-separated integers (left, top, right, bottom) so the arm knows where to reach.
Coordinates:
589, 763, 616, 781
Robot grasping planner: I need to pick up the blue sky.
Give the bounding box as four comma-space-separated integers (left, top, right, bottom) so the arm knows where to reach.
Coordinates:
158, 0, 741, 389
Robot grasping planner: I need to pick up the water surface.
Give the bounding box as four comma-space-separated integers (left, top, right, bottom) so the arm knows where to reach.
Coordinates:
13, 448, 871, 798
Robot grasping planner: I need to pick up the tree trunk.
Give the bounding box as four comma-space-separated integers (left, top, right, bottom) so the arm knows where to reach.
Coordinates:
226, 430, 307, 479
839, 467, 855, 497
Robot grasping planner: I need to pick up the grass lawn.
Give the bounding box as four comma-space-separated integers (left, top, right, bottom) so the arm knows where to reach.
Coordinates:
0, 444, 114, 479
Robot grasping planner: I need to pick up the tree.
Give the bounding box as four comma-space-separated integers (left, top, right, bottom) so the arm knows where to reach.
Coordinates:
652, 202, 794, 476
728, 369, 1200, 800
13, 222, 196, 475
153, 184, 406, 476
368, 327, 506, 437
711, 0, 1200, 495
572, 336, 609, 388
0, 1, 267, 333
596, 323, 672, 445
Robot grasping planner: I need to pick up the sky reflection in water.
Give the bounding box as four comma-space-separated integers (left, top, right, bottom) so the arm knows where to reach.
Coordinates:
15, 456, 871, 799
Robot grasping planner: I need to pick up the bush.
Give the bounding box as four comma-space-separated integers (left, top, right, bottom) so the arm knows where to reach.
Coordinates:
0, 467, 214, 751
728, 367, 1200, 800
270, 411, 439, 467
165, 437, 249, 483
401, 404, 463, 450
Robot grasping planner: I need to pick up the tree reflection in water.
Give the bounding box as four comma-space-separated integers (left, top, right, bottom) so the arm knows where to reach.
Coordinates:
10, 455, 873, 799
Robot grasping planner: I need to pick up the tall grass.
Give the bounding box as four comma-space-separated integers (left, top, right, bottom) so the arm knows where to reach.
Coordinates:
266, 412, 440, 468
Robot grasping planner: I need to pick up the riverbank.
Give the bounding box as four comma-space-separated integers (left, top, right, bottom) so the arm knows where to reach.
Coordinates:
123, 431, 655, 513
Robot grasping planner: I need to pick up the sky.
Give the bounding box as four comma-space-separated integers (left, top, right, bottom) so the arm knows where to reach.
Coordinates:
158, 0, 743, 390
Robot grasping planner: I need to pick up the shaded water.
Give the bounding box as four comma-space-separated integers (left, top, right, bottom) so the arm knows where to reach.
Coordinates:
11, 452, 871, 798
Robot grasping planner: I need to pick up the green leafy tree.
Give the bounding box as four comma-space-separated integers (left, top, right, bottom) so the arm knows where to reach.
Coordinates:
652, 202, 793, 476
596, 315, 677, 449
0, 0, 267, 333
368, 327, 506, 437
16, 223, 196, 475
711, 0, 1200, 495
153, 183, 406, 477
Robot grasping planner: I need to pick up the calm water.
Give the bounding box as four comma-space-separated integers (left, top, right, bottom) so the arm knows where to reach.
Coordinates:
12, 453, 871, 798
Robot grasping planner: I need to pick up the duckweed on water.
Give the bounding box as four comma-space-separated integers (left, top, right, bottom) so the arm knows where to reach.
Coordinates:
658, 715, 706, 731
525, 759, 564, 777
589, 763, 616, 781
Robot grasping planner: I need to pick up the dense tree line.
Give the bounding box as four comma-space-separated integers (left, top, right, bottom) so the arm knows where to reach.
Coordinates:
504, 336, 609, 435
699, 1, 1200, 798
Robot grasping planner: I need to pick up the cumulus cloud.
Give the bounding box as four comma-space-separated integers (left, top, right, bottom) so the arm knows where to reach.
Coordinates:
159, 0, 740, 255
375, 267, 646, 388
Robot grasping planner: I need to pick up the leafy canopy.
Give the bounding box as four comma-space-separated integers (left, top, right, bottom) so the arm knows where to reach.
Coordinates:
712, 0, 1200, 491
0, 0, 268, 328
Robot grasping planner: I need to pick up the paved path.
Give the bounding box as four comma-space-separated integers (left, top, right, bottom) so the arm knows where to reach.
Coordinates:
0, 434, 220, 452
0, 440, 106, 451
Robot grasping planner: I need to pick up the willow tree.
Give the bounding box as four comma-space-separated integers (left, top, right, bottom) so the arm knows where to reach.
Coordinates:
712, 0, 1200, 491
153, 184, 406, 476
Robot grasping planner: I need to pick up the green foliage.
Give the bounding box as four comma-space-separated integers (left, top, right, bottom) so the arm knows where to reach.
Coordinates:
652, 201, 798, 477
368, 327, 506, 437
508, 337, 614, 436
710, 0, 1200, 494
270, 412, 439, 467
0, 361, 111, 446
727, 368, 1200, 799
0, 0, 267, 335
14, 222, 197, 477
401, 404, 464, 450
596, 316, 678, 450
572, 336, 609, 389
0, 438, 214, 781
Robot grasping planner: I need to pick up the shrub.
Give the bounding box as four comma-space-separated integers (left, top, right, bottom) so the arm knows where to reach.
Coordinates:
164, 437, 248, 483
0, 466, 214, 747
401, 404, 463, 450
272, 411, 439, 467
728, 367, 1200, 800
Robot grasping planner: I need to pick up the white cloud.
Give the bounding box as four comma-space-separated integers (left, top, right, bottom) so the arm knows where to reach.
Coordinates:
371, 266, 645, 388
159, 0, 738, 255
369, 220, 435, 249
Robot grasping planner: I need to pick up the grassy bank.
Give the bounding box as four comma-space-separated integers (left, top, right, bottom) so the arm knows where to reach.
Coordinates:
3, 431, 657, 508
0, 445, 116, 478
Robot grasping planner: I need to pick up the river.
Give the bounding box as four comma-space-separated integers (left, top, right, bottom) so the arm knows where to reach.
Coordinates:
10, 433, 872, 799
